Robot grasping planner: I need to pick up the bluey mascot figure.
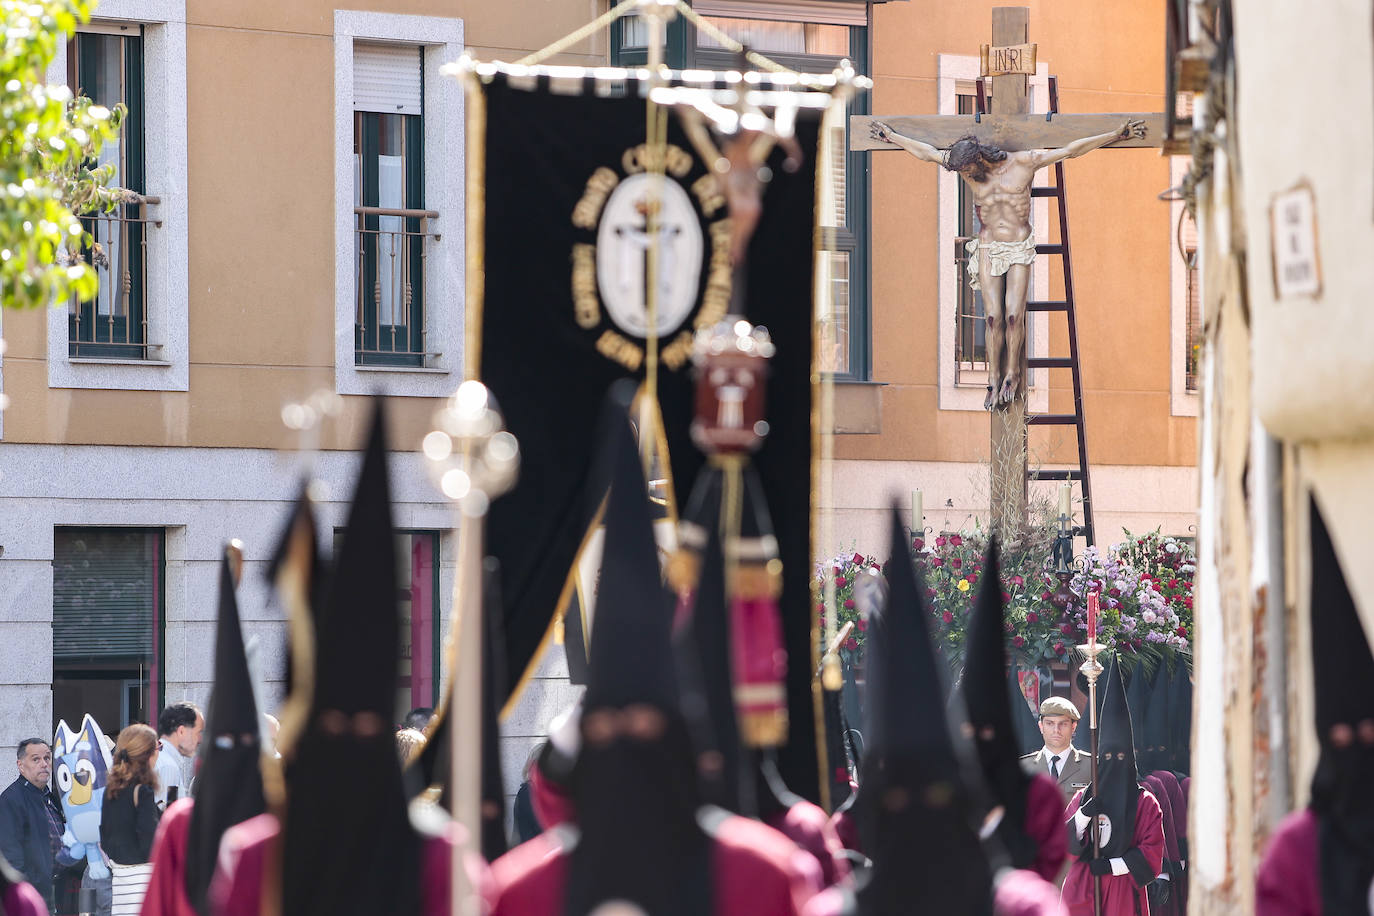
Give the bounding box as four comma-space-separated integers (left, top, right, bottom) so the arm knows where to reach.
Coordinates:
53, 716, 113, 879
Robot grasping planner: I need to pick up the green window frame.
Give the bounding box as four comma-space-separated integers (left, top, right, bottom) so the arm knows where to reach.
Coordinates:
67, 30, 147, 359
610, 3, 872, 380
355, 110, 426, 367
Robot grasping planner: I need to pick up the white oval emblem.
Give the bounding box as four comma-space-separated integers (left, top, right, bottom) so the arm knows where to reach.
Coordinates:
596, 173, 703, 339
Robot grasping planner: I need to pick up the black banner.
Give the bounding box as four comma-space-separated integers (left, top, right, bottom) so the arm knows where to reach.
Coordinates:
476, 74, 821, 800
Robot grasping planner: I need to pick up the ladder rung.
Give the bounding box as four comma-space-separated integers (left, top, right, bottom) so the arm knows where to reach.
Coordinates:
1028, 469, 1083, 481
1031, 186, 1062, 198
1026, 300, 1069, 312
1036, 243, 1066, 255
1027, 356, 1074, 369
1027, 414, 1080, 426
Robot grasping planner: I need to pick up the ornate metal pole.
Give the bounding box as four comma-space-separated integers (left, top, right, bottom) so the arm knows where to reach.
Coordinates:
1080, 589, 1104, 916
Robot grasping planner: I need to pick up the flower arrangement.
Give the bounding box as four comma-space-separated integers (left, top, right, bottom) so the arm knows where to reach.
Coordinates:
814, 525, 1195, 676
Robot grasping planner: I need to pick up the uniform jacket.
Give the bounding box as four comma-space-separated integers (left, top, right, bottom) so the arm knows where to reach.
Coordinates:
1020, 747, 1091, 803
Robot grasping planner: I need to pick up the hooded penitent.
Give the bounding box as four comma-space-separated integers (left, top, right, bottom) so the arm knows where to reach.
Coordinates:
184, 552, 266, 914
961, 538, 1037, 871
854, 507, 992, 916
1165, 661, 1192, 774
278, 401, 421, 916
564, 397, 712, 916
1136, 664, 1171, 774
1306, 496, 1374, 915
1074, 654, 1152, 884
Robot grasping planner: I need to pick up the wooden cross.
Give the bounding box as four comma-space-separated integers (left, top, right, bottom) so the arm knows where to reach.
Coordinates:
851, 7, 1164, 540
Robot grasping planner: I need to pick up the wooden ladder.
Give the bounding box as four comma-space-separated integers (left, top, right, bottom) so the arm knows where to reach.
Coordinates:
976, 75, 1096, 546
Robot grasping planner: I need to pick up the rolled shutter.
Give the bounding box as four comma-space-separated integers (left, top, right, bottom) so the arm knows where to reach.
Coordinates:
53, 528, 160, 663
354, 41, 423, 116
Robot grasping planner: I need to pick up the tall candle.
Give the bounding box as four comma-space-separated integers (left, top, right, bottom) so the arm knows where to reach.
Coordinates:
912, 489, 923, 532
1087, 590, 1099, 643
1058, 482, 1072, 523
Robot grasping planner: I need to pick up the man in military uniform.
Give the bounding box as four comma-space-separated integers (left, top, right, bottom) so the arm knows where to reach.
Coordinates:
1021, 697, 1090, 802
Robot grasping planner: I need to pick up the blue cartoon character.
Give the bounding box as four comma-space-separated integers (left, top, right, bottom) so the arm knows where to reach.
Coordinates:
52, 715, 113, 879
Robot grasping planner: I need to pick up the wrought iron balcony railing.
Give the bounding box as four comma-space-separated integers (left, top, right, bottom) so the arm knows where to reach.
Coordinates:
68, 194, 161, 360
355, 205, 441, 367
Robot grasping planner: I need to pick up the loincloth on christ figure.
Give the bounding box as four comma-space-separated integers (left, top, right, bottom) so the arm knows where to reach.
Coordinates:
964, 235, 1037, 290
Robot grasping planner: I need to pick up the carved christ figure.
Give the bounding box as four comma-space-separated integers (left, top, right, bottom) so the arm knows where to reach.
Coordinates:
870, 118, 1146, 409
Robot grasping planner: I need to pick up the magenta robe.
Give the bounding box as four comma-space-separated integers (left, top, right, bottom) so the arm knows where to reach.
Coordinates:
211, 812, 494, 916
800, 869, 1066, 916
491, 815, 822, 916
1255, 808, 1320, 916
766, 800, 853, 887
1141, 777, 1180, 916
1025, 771, 1068, 883
141, 797, 197, 916
1061, 789, 1165, 916
1, 878, 48, 916
1150, 771, 1187, 850
828, 809, 859, 854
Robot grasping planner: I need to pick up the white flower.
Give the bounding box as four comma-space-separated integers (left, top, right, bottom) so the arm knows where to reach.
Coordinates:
1165, 543, 1179, 553
1141, 610, 1157, 624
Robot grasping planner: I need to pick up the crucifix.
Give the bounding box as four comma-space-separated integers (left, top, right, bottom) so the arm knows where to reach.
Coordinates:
852, 7, 1163, 540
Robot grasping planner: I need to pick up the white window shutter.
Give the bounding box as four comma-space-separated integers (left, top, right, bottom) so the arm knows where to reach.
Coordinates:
354, 41, 422, 115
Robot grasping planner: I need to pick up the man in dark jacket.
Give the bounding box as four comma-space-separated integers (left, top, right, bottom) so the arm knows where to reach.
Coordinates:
0, 738, 65, 912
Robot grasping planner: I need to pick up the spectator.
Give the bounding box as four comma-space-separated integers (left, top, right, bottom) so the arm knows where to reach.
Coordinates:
0, 739, 65, 912
154, 704, 203, 807
395, 728, 427, 766
403, 707, 435, 733
100, 725, 162, 916
511, 743, 545, 846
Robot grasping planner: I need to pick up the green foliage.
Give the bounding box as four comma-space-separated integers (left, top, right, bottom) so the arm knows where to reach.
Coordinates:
2, 0, 126, 311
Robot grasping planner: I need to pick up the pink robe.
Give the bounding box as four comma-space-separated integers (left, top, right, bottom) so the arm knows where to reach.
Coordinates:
491, 815, 822, 916
1141, 777, 1180, 916
1255, 808, 1320, 916
211, 812, 494, 916
1025, 771, 1069, 883
1061, 789, 1165, 916
1, 879, 48, 916
140, 797, 197, 916
766, 800, 853, 887
800, 868, 1066, 916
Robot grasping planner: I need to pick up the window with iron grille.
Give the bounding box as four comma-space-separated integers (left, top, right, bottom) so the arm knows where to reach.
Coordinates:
67, 30, 153, 359
612, 4, 871, 379
953, 92, 987, 381
353, 42, 433, 368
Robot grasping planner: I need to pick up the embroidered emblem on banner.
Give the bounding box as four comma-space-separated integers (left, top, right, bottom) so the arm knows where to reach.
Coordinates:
570, 142, 732, 371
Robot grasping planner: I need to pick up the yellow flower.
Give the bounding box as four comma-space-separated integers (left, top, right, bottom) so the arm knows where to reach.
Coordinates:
957, 579, 971, 592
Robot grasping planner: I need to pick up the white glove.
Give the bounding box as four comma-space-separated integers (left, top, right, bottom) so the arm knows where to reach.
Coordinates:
1071, 808, 1112, 847
1109, 857, 1128, 876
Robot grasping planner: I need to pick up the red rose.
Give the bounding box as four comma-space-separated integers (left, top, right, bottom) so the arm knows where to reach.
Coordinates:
1060, 623, 1075, 636
844, 599, 855, 609
856, 618, 868, 632
1011, 575, 1024, 586
931, 558, 944, 568
1168, 579, 1179, 589
1026, 611, 1039, 624
935, 535, 948, 548
1012, 636, 1026, 648
1053, 642, 1066, 656
950, 534, 963, 546
942, 611, 954, 624
1001, 591, 1012, 602
833, 565, 842, 574
926, 587, 937, 599
1183, 597, 1193, 609
853, 553, 866, 566
1109, 587, 1121, 598
845, 637, 859, 651
1176, 626, 1187, 637
966, 573, 978, 584
1041, 591, 1053, 601
912, 538, 925, 551
835, 576, 847, 587
951, 558, 962, 568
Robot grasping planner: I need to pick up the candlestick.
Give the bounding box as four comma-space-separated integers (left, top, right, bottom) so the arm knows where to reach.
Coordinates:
1057, 482, 1071, 527
912, 489, 923, 533
1087, 589, 1099, 643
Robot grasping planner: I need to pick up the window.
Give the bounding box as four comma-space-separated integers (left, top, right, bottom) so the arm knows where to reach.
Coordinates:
612, 3, 871, 378
954, 92, 987, 380
47, 2, 190, 392
53, 528, 165, 733
67, 30, 152, 359
333, 529, 440, 718
333, 13, 464, 397
353, 42, 431, 368
1168, 153, 1200, 415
